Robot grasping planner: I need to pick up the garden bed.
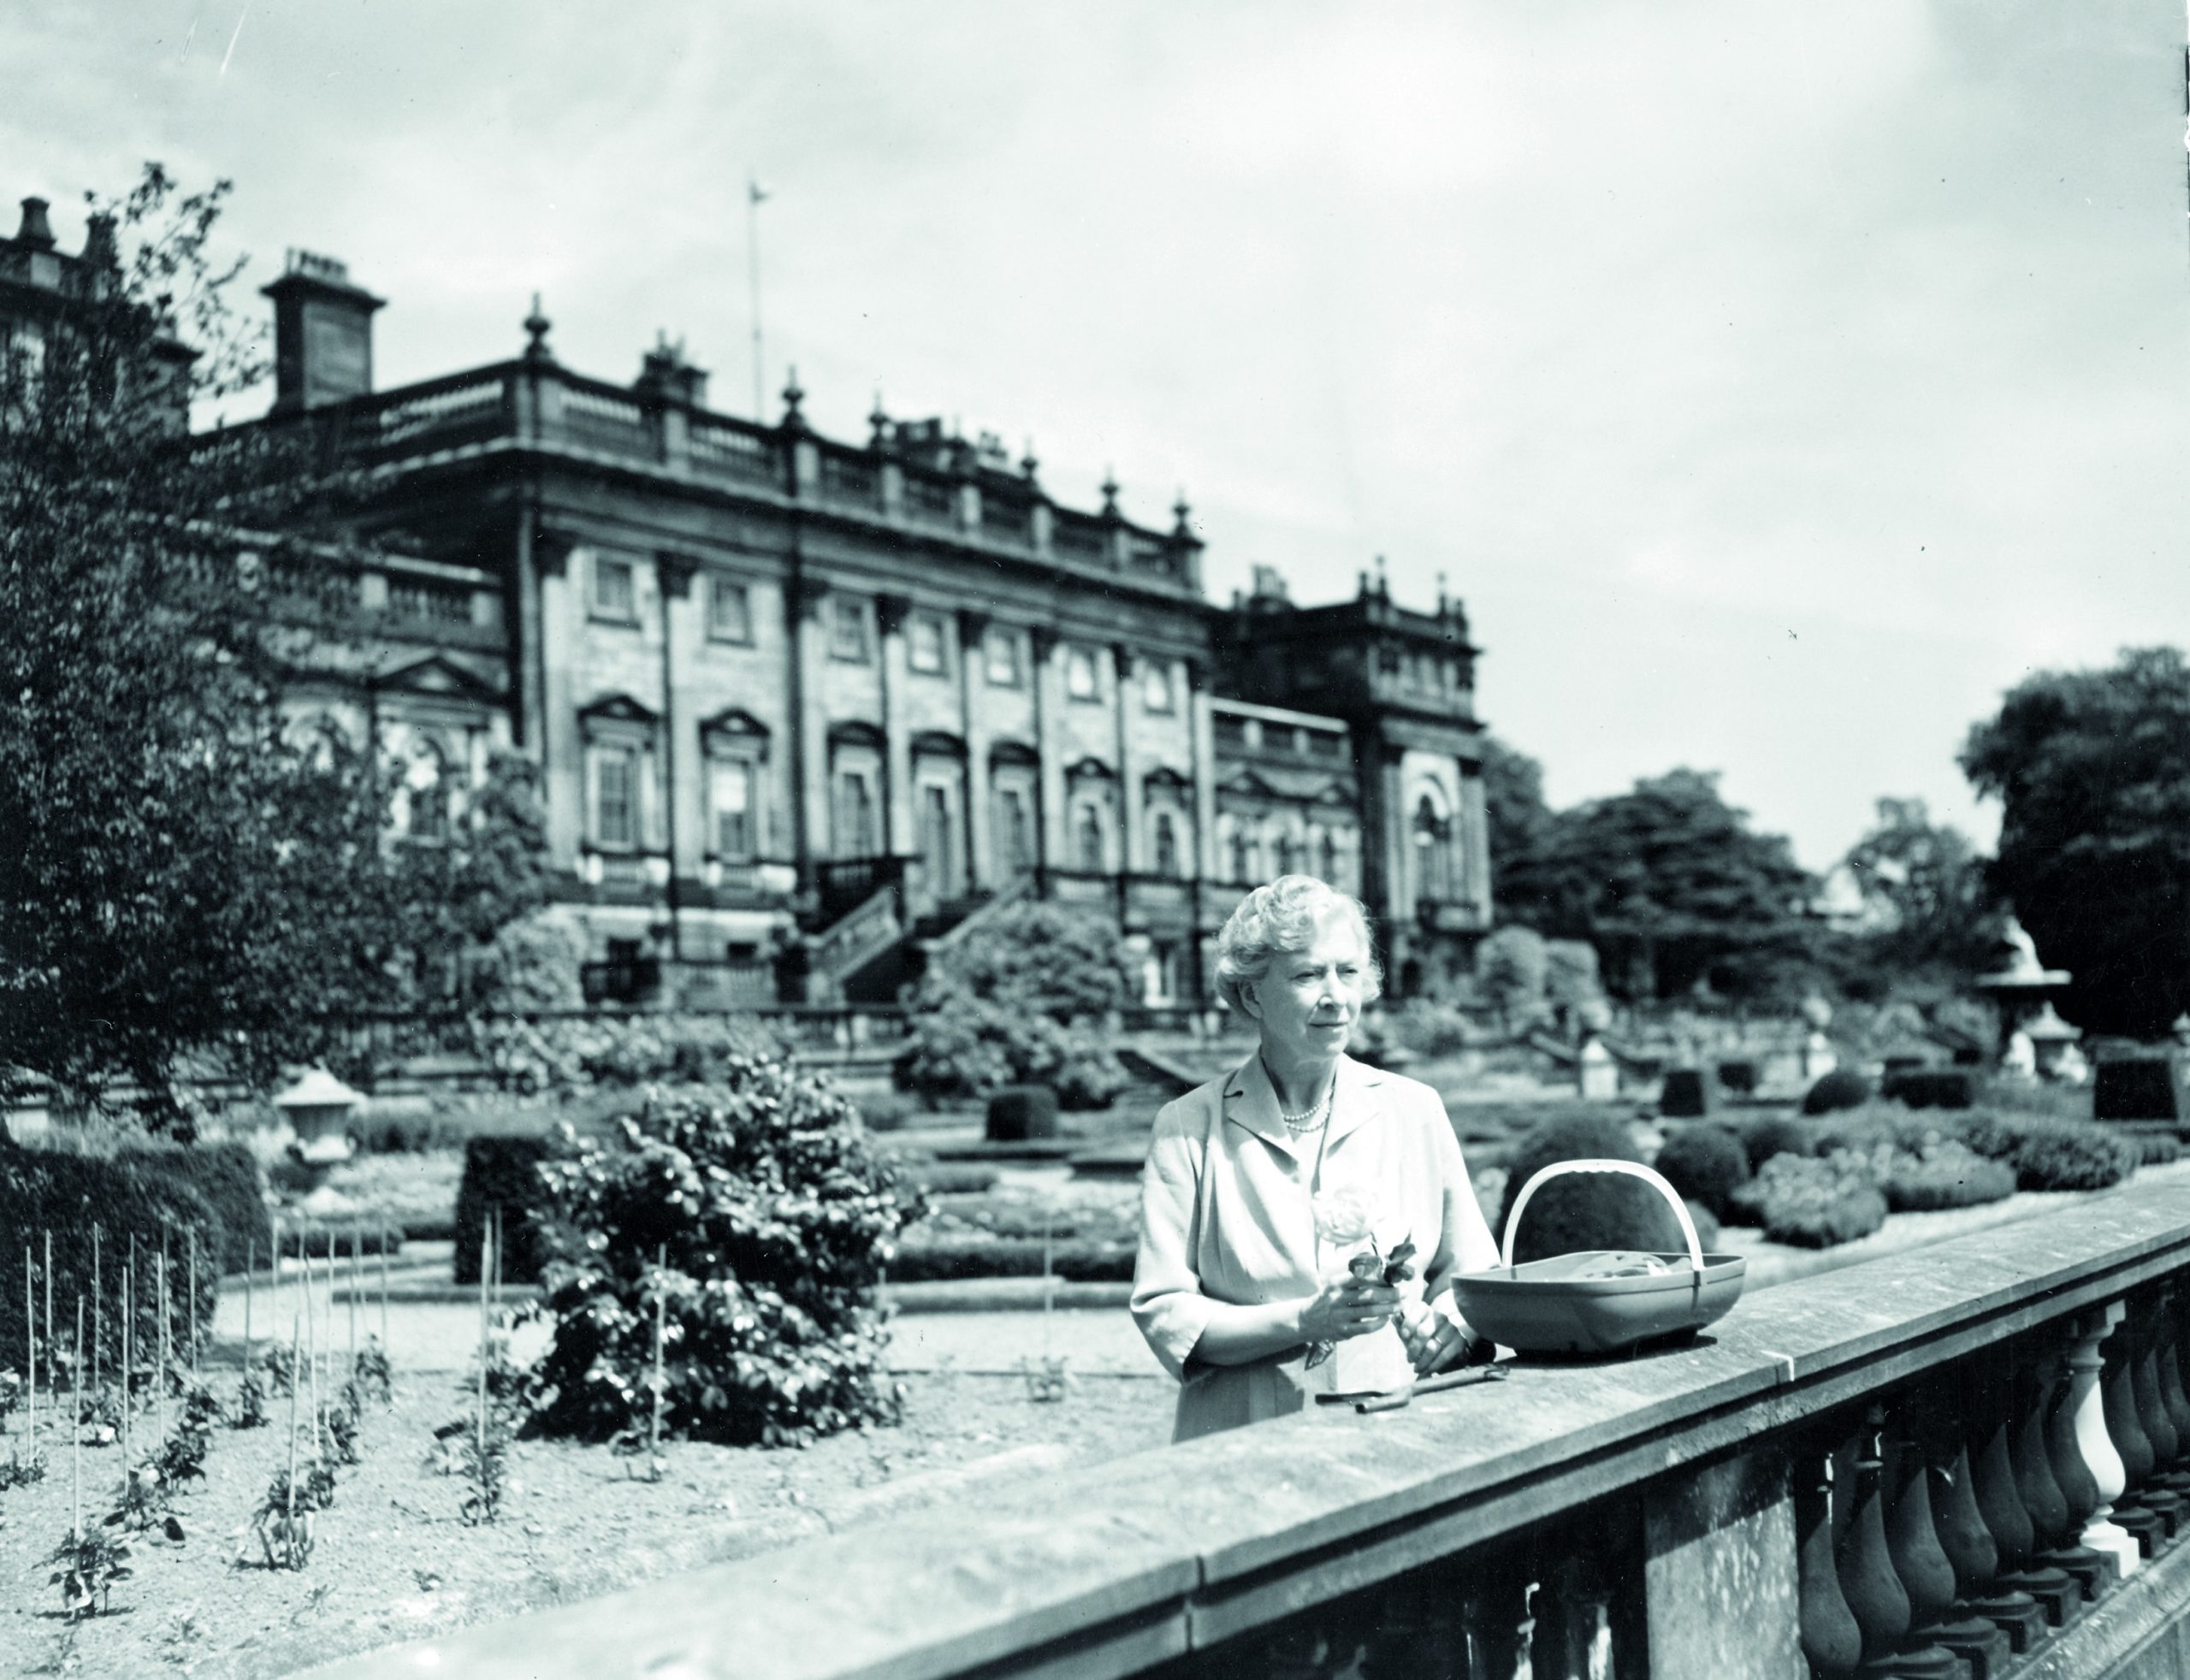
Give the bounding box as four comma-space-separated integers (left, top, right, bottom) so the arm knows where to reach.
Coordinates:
0, 1362, 1172, 1677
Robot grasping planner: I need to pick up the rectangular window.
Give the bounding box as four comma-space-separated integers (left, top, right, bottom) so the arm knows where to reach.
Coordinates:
592, 555, 636, 622
1140, 659, 1174, 713
711, 760, 755, 857
984, 626, 1023, 687
909, 612, 947, 675
594, 748, 636, 849
1066, 646, 1099, 701
708, 577, 753, 644
830, 597, 873, 663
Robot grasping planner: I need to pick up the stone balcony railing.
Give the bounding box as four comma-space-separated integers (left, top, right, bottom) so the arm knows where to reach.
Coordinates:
322, 1180, 2190, 1680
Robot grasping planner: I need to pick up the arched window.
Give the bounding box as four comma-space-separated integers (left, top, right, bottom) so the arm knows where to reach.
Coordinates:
1075, 804, 1105, 873
1151, 811, 1181, 878
1413, 794, 1454, 902
995, 787, 1033, 878
835, 771, 878, 859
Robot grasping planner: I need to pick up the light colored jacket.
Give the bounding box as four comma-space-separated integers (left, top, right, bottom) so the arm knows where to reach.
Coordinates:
1130, 1050, 1499, 1441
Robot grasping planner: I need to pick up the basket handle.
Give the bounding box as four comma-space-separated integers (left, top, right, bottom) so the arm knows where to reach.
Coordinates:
1500, 1158, 1704, 1272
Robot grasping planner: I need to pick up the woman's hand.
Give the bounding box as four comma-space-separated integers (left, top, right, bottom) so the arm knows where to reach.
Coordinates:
1298, 1275, 1400, 1345
1397, 1304, 1488, 1375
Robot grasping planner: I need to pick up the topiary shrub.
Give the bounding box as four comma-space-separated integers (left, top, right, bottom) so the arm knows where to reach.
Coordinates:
0, 1151, 222, 1375
899, 904, 1136, 1110
1494, 1114, 1684, 1264
986, 1085, 1059, 1143
2001, 1121, 2138, 1192
524, 1058, 917, 1446
1880, 1068, 1975, 1110
1658, 1068, 1714, 1119
1651, 1125, 1749, 1222
2135, 1131, 2183, 1167
454, 1133, 568, 1286
1748, 1151, 1887, 1248
2093, 1058, 2181, 1122
1735, 1115, 1814, 1175
122, 1140, 270, 1275
1716, 1061, 1759, 1096
1801, 1069, 1872, 1116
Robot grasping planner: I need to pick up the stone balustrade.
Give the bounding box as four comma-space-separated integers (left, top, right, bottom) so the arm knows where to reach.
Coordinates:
318, 1180, 2190, 1680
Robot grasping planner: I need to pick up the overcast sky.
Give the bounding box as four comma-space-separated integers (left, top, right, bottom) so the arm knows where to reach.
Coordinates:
8, 2, 2186, 869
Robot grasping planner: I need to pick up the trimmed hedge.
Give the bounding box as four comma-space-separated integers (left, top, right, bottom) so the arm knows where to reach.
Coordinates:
1495, 1114, 1684, 1264
1651, 1125, 1749, 1222
1880, 1069, 1974, 1110
2093, 1058, 2181, 1122
887, 1239, 1134, 1283
1736, 1115, 1815, 1174
986, 1085, 1060, 1143
0, 1151, 222, 1375
1871, 1141, 2015, 1213
454, 1134, 568, 1286
2136, 1131, 2184, 1167
1658, 1069, 1714, 1119
1740, 1152, 1887, 1248
127, 1140, 271, 1275
895, 1163, 1001, 1196
1802, 1069, 1872, 1116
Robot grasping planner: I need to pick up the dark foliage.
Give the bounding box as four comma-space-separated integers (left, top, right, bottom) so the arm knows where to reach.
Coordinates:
524, 1061, 916, 1446
2092, 1058, 2181, 1122
124, 1140, 269, 1274
985, 1085, 1060, 1143
0, 1151, 220, 1375
1743, 1152, 1888, 1248
1658, 1068, 1714, 1118
453, 1134, 566, 1287
1823, 798, 2002, 1002
1879, 1068, 1975, 1110
1962, 648, 2190, 1035
1801, 1069, 1872, 1116
1651, 1124, 1750, 1222
1493, 1114, 1684, 1264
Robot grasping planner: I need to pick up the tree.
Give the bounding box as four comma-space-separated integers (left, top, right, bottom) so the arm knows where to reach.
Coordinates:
1480, 734, 1559, 921
1824, 797, 1998, 1002
1961, 647, 2190, 1035
0, 165, 547, 1121
1518, 769, 1817, 1004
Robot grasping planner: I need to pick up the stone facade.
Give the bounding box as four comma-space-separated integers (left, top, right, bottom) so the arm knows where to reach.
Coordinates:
208, 242, 1495, 1003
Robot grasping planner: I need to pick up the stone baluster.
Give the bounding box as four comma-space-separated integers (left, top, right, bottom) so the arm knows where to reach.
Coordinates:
1796, 1447, 1862, 1680
1834, 1406, 1921, 1672
1461, 1552, 1533, 1680
1269, 1606, 1370, 1680
2148, 1283, 2190, 1506
2101, 1304, 2169, 1555
2034, 1334, 2114, 1602
1527, 1544, 1609, 1680
2064, 1303, 2140, 1577
1874, 1399, 1968, 1678
1912, 1378, 2013, 1678
1957, 1352, 2051, 1651
2127, 1288, 2187, 1536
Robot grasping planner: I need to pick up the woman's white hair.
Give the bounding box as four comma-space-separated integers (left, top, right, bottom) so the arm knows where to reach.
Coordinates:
1213, 875, 1382, 1014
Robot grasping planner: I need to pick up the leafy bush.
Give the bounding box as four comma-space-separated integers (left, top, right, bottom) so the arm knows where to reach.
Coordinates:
1880, 1068, 1975, 1109
1493, 1114, 1684, 1263
469, 911, 589, 1014
2093, 1058, 2181, 1122
524, 1060, 917, 1446
453, 1135, 566, 1286
855, 1091, 920, 1133
986, 1085, 1059, 1143
1736, 1115, 1814, 1174
2000, 1121, 2138, 1192
1387, 999, 1475, 1058
1801, 1069, 1872, 1116
0, 1152, 220, 1375
2135, 1131, 2183, 1167
1651, 1125, 1749, 1222
900, 905, 1135, 1109
470, 1013, 791, 1098
1743, 1151, 1887, 1247
886, 1239, 1134, 1283
1868, 1140, 2016, 1212
125, 1140, 269, 1275
1658, 1068, 1714, 1118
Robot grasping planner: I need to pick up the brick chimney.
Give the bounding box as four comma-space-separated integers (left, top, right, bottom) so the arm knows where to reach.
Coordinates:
15, 197, 55, 250
260, 248, 384, 415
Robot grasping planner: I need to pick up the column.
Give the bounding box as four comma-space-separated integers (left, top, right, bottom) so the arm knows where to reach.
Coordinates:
536, 537, 581, 867
1032, 627, 1065, 874
790, 578, 832, 878
958, 610, 993, 890
1460, 760, 1493, 920
1188, 660, 1217, 882
1111, 643, 1140, 878
878, 593, 914, 861
513, 506, 547, 755
656, 554, 703, 941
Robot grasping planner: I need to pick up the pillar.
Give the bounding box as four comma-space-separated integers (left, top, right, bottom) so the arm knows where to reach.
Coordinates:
657, 553, 701, 957
537, 537, 580, 867
1113, 643, 1141, 878
790, 578, 832, 875
879, 593, 914, 860
959, 610, 993, 890
1032, 626, 1065, 874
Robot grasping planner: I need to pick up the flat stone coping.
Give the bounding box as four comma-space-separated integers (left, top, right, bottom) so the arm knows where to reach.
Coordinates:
311, 1177, 2190, 1680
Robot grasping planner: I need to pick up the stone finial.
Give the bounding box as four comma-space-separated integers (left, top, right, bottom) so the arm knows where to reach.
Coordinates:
15, 197, 55, 250
781, 365, 807, 429
1100, 470, 1120, 518
1373, 554, 1389, 600
1021, 439, 1039, 482
868, 393, 890, 446
1172, 491, 1193, 536
523, 293, 553, 362
1435, 570, 1449, 614
82, 211, 117, 269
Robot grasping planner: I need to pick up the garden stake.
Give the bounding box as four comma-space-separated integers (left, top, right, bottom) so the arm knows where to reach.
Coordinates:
476, 1217, 489, 1478
1043, 1209, 1055, 1361
244, 1236, 253, 1368
286, 1316, 299, 1545
306, 1260, 319, 1458
650, 1243, 667, 1480
119, 1264, 131, 1470
44, 1229, 52, 1404
347, 1226, 358, 1369
25, 1244, 36, 1458
187, 1231, 198, 1382
91, 1225, 101, 1397
269, 1216, 282, 1348
323, 1229, 337, 1406
71, 1298, 81, 1543
378, 1227, 388, 1364
156, 1249, 169, 1444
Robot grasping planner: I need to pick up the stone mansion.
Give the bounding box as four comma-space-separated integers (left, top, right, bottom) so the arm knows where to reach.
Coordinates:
6, 196, 1493, 1009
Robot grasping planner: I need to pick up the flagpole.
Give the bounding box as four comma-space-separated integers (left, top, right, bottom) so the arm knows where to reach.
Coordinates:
747, 173, 767, 422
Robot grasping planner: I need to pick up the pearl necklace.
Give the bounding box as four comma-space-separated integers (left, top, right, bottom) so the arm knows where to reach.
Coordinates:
1277, 1084, 1333, 1133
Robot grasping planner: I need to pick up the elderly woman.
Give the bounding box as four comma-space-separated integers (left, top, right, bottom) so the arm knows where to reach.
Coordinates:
1132, 875, 1500, 1441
